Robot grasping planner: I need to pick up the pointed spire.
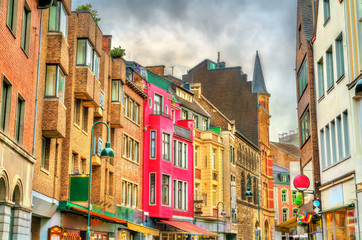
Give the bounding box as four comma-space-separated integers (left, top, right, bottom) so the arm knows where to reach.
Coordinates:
252, 51, 269, 95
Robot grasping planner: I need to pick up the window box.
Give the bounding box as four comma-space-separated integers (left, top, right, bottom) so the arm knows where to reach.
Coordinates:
46, 33, 69, 74
42, 98, 66, 138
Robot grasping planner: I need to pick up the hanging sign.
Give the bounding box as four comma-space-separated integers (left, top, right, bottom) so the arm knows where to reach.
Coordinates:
293, 174, 310, 191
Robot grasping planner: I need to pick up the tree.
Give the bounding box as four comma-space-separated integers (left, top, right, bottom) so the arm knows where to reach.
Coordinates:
76, 4, 100, 25
110, 46, 126, 58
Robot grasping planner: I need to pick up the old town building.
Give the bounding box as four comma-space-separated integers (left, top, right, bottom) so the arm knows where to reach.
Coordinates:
192, 84, 261, 240
0, 0, 43, 238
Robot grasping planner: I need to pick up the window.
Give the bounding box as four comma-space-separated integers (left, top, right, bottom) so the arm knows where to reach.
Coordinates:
182, 110, 188, 120
41, 137, 50, 170
293, 208, 299, 217
336, 115, 343, 161
121, 179, 138, 208
162, 175, 170, 205
281, 189, 287, 203
108, 172, 114, 196
212, 149, 216, 170
325, 209, 355, 239
162, 133, 171, 161
173, 180, 187, 210
45, 65, 65, 103
73, 99, 81, 125
317, 58, 325, 99
124, 95, 140, 123
14, 96, 25, 144
193, 114, 199, 129
230, 146, 235, 165
76, 39, 99, 77
21, 4, 31, 53
7, 0, 18, 34
331, 120, 337, 164
281, 175, 287, 182
342, 111, 350, 157
202, 119, 207, 131
300, 109, 310, 145
80, 158, 85, 174
150, 130, 156, 158
173, 140, 187, 168
335, 35, 344, 79
195, 184, 199, 200
298, 58, 308, 97
122, 134, 139, 163
93, 52, 100, 79
320, 129, 326, 169
323, 0, 330, 22
194, 146, 198, 167
212, 186, 217, 207
282, 208, 288, 222
82, 107, 88, 131
326, 47, 334, 90
48, 1, 67, 37
71, 153, 77, 174
241, 172, 246, 200
172, 110, 175, 123
150, 173, 156, 204
325, 124, 332, 167
292, 191, 297, 202
0, 79, 12, 132
111, 80, 123, 102
154, 94, 162, 114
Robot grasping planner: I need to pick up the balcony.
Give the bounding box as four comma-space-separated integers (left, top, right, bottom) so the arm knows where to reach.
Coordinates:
42, 98, 66, 138
74, 67, 100, 107
174, 124, 191, 141
110, 103, 125, 128
76, 12, 97, 47
112, 58, 126, 83
46, 33, 69, 74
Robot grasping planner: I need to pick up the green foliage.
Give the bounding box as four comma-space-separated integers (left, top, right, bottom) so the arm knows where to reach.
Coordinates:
293, 192, 303, 207
76, 4, 101, 24
110, 46, 126, 58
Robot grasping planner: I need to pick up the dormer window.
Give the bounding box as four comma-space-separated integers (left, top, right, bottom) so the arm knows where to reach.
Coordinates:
281, 175, 287, 182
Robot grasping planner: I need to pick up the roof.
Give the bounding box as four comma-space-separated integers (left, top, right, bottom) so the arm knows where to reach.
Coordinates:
175, 94, 210, 118
252, 51, 269, 95
160, 220, 216, 236
273, 163, 290, 172
271, 141, 300, 158
299, 0, 314, 42
147, 70, 171, 92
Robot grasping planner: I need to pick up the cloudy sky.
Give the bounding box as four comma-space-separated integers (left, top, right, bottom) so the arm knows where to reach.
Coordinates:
73, 0, 299, 141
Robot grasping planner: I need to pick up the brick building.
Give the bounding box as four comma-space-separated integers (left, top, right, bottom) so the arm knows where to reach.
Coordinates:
192, 84, 261, 240
0, 0, 44, 238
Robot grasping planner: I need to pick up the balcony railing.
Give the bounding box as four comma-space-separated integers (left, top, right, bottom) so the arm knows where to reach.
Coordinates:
174, 124, 191, 140
152, 111, 171, 119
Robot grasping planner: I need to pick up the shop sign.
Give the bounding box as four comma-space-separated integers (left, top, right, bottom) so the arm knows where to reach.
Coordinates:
69, 174, 89, 202
293, 174, 310, 191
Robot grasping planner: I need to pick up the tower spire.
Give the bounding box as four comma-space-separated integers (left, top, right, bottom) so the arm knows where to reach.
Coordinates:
252, 51, 269, 95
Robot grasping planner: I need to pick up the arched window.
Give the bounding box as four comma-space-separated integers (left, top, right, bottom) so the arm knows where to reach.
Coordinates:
264, 220, 269, 240
0, 171, 9, 201
241, 171, 245, 200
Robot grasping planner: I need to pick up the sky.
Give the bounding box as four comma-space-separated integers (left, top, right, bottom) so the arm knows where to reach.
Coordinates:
72, 0, 299, 142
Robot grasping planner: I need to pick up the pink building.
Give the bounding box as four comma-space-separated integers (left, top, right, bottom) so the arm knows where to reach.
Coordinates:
142, 70, 194, 220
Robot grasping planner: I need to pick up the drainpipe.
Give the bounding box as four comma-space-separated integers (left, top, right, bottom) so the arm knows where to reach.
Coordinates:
32, 9, 43, 155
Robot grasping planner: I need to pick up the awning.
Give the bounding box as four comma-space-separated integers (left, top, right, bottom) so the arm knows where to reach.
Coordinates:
160, 220, 216, 236
70, 206, 127, 225
127, 222, 160, 236
275, 216, 298, 233
319, 203, 355, 214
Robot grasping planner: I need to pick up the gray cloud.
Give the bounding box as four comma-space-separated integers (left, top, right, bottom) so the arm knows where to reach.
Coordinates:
72, 0, 299, 141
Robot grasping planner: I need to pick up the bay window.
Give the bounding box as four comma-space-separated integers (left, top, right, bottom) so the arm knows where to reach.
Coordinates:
76, 39, 99, 78
48, 1, 68, 38
45, 65, 65, 103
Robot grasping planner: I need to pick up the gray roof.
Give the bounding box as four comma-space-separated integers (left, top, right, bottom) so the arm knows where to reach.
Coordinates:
252, 51, 269, 95
299, 0, 314, 41
273, 163, 290, 173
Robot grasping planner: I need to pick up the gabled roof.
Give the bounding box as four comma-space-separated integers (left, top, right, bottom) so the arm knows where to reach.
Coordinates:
271, 141, 300, 158
252, 51, 269, 95
273, 163, 290, 172
299, 0, 314, 42
177, 96, 210, 118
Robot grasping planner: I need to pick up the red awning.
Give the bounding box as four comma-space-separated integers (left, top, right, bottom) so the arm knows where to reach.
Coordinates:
160, 220, 216, 236
71, 206, 127, 225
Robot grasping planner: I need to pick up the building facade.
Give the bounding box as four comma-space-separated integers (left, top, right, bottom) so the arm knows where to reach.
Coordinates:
0, 0, 43, 238
313, 0, 358, 239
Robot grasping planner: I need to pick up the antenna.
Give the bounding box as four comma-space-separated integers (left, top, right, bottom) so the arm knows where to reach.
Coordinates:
217, 52, 220, 63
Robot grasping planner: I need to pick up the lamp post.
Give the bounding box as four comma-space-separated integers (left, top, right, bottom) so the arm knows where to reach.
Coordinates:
245, 176, 260, 240
216, 201, 226, 240
87, 121, 114, 240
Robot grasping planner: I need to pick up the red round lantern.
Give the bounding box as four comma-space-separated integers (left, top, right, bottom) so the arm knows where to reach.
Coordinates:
293, 174, 310, 191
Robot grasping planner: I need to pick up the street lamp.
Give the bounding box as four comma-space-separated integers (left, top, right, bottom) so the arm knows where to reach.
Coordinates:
216, 201, 226, 240
245, 176, 260, 240
87, 121, 114, 240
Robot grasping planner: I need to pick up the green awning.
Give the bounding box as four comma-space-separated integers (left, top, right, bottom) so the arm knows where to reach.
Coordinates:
319, 203, 355, 214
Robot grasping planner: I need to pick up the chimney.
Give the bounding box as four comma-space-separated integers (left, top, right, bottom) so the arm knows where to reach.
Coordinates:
102, 35, 112, 54
217, 52, 220, 63
146, 65, 165, 77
